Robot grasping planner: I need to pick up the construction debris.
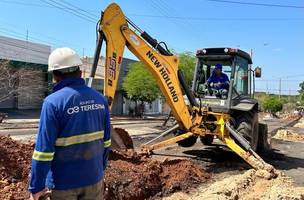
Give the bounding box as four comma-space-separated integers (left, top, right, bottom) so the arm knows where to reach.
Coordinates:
165, 170, 304, 200
294, 118, 304, 129
273, 129, 304, 142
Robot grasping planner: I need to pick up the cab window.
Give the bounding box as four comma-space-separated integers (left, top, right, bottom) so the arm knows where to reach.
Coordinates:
233, 56, 249, 97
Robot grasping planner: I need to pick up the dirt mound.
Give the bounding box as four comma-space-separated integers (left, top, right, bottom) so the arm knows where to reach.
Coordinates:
0, 136, 33, 200
294, 118, 304, 128
165, 170, 304, 200
273, 129, 304, 142
0, 136, 210, 200
105, 150, 211, 200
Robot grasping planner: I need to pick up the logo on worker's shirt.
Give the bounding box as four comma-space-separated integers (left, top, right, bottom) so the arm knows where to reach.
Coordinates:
67, 100, 105, 115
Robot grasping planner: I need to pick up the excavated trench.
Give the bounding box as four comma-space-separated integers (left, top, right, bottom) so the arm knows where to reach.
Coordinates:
0, 135, 210, 200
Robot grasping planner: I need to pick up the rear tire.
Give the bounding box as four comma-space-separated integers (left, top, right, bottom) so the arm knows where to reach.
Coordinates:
200, 135, 214, 145
235, 111, 259, 151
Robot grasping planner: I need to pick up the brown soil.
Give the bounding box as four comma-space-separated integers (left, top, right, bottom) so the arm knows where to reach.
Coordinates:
114, 128, 134, 149
0, 136, 33, 200
105, 150, 211, 200
0, 136, 210, 200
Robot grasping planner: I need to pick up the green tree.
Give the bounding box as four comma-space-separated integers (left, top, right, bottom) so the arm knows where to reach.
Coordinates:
178, 52, 196, 86
122, 62, 160, 104
262, 96, 283, 114
122, 52, 196, 115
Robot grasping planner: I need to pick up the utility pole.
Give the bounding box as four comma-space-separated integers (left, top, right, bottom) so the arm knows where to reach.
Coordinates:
82, 48, 86, 78
25, 29, 29, 63
26, 30, 29, 42
279, 78, 282, 100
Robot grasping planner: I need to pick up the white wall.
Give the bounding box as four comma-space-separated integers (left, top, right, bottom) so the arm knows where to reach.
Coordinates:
0, 35, 50, 64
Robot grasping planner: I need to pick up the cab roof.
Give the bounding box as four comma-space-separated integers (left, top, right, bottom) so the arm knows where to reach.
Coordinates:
196, 48, 253, 64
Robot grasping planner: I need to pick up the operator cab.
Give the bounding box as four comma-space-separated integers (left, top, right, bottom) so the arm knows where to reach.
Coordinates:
192, 48, 258, 112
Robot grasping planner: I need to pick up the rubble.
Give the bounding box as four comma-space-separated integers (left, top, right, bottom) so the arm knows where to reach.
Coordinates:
294, 118, 304, 129
273, 129, 304, 142
165, 170, 304, 200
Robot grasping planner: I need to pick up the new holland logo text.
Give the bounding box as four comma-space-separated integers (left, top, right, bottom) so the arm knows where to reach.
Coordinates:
146, 50, 178, 102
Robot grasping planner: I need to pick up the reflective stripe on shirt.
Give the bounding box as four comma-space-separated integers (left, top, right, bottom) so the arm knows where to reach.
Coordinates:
32, 150, 55, 161
104, 139, 111, 148
55, 131, 104, 147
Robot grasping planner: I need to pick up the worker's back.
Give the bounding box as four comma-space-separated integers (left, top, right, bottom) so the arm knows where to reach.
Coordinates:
33, 77, 109, 190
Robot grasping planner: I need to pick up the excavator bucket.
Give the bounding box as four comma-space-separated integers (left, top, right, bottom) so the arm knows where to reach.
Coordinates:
110, 126, 134, 149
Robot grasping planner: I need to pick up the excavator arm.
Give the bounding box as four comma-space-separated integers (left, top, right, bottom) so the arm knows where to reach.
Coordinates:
90, 3, 277, 177
91, 3, 193, 131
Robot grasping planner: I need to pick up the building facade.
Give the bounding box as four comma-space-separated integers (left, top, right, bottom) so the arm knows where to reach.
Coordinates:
0, 35, 50, 109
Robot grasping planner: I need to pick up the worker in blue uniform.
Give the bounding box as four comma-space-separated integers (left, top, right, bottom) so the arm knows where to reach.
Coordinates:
28, 47, 111, 200
207, 64, 230, 99
207, 63, 230, 90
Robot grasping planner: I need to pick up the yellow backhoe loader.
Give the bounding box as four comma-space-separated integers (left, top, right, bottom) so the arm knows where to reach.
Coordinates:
89, 3, 276, 176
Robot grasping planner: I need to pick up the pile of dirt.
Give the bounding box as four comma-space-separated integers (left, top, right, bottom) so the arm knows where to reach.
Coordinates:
0, 136, 33, 200
0, 136, 210, 200
273, 129, 304, 142
165, 170, 304, 200
294, 118, 304, 128
104, 150, 211, 200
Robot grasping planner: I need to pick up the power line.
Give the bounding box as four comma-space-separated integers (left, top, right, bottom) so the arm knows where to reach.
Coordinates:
256, 88, 299, 92
0, 37, 50, 54
39, 0, 96, 23
0, 38, 50, 61
256, 79, 303, 82
157, 0, 207, 40
0, 23, 85, 52
144, 0, 190, 52
128, 14, 304, 21
0, 0, 53, 8
204, 0, 304, 9
58, 0, 99, 18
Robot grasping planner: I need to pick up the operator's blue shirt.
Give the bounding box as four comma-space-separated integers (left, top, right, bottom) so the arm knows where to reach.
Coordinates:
207, 72, 229, 89
28, 77, 111, 193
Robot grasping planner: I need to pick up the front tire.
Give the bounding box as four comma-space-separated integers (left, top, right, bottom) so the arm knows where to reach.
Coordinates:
235, 111, 259, 151
174, 130, 198, 147
200, 135, 214, 145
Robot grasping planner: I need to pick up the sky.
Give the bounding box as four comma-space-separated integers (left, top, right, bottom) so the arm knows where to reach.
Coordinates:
0, 0, 303, 95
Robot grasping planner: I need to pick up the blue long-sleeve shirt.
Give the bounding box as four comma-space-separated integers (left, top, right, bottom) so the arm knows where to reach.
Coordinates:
29, 77, 111, 194
207, 72, 229, 90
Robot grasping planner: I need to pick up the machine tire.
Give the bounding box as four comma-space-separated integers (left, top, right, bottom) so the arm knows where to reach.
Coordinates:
200, 135, 214, 145
235, 111, 259, 151
174, 129, 198, 147
257, 123, 271, 153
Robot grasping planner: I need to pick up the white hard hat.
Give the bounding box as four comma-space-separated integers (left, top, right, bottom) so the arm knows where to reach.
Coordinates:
48, 47, 82, 72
